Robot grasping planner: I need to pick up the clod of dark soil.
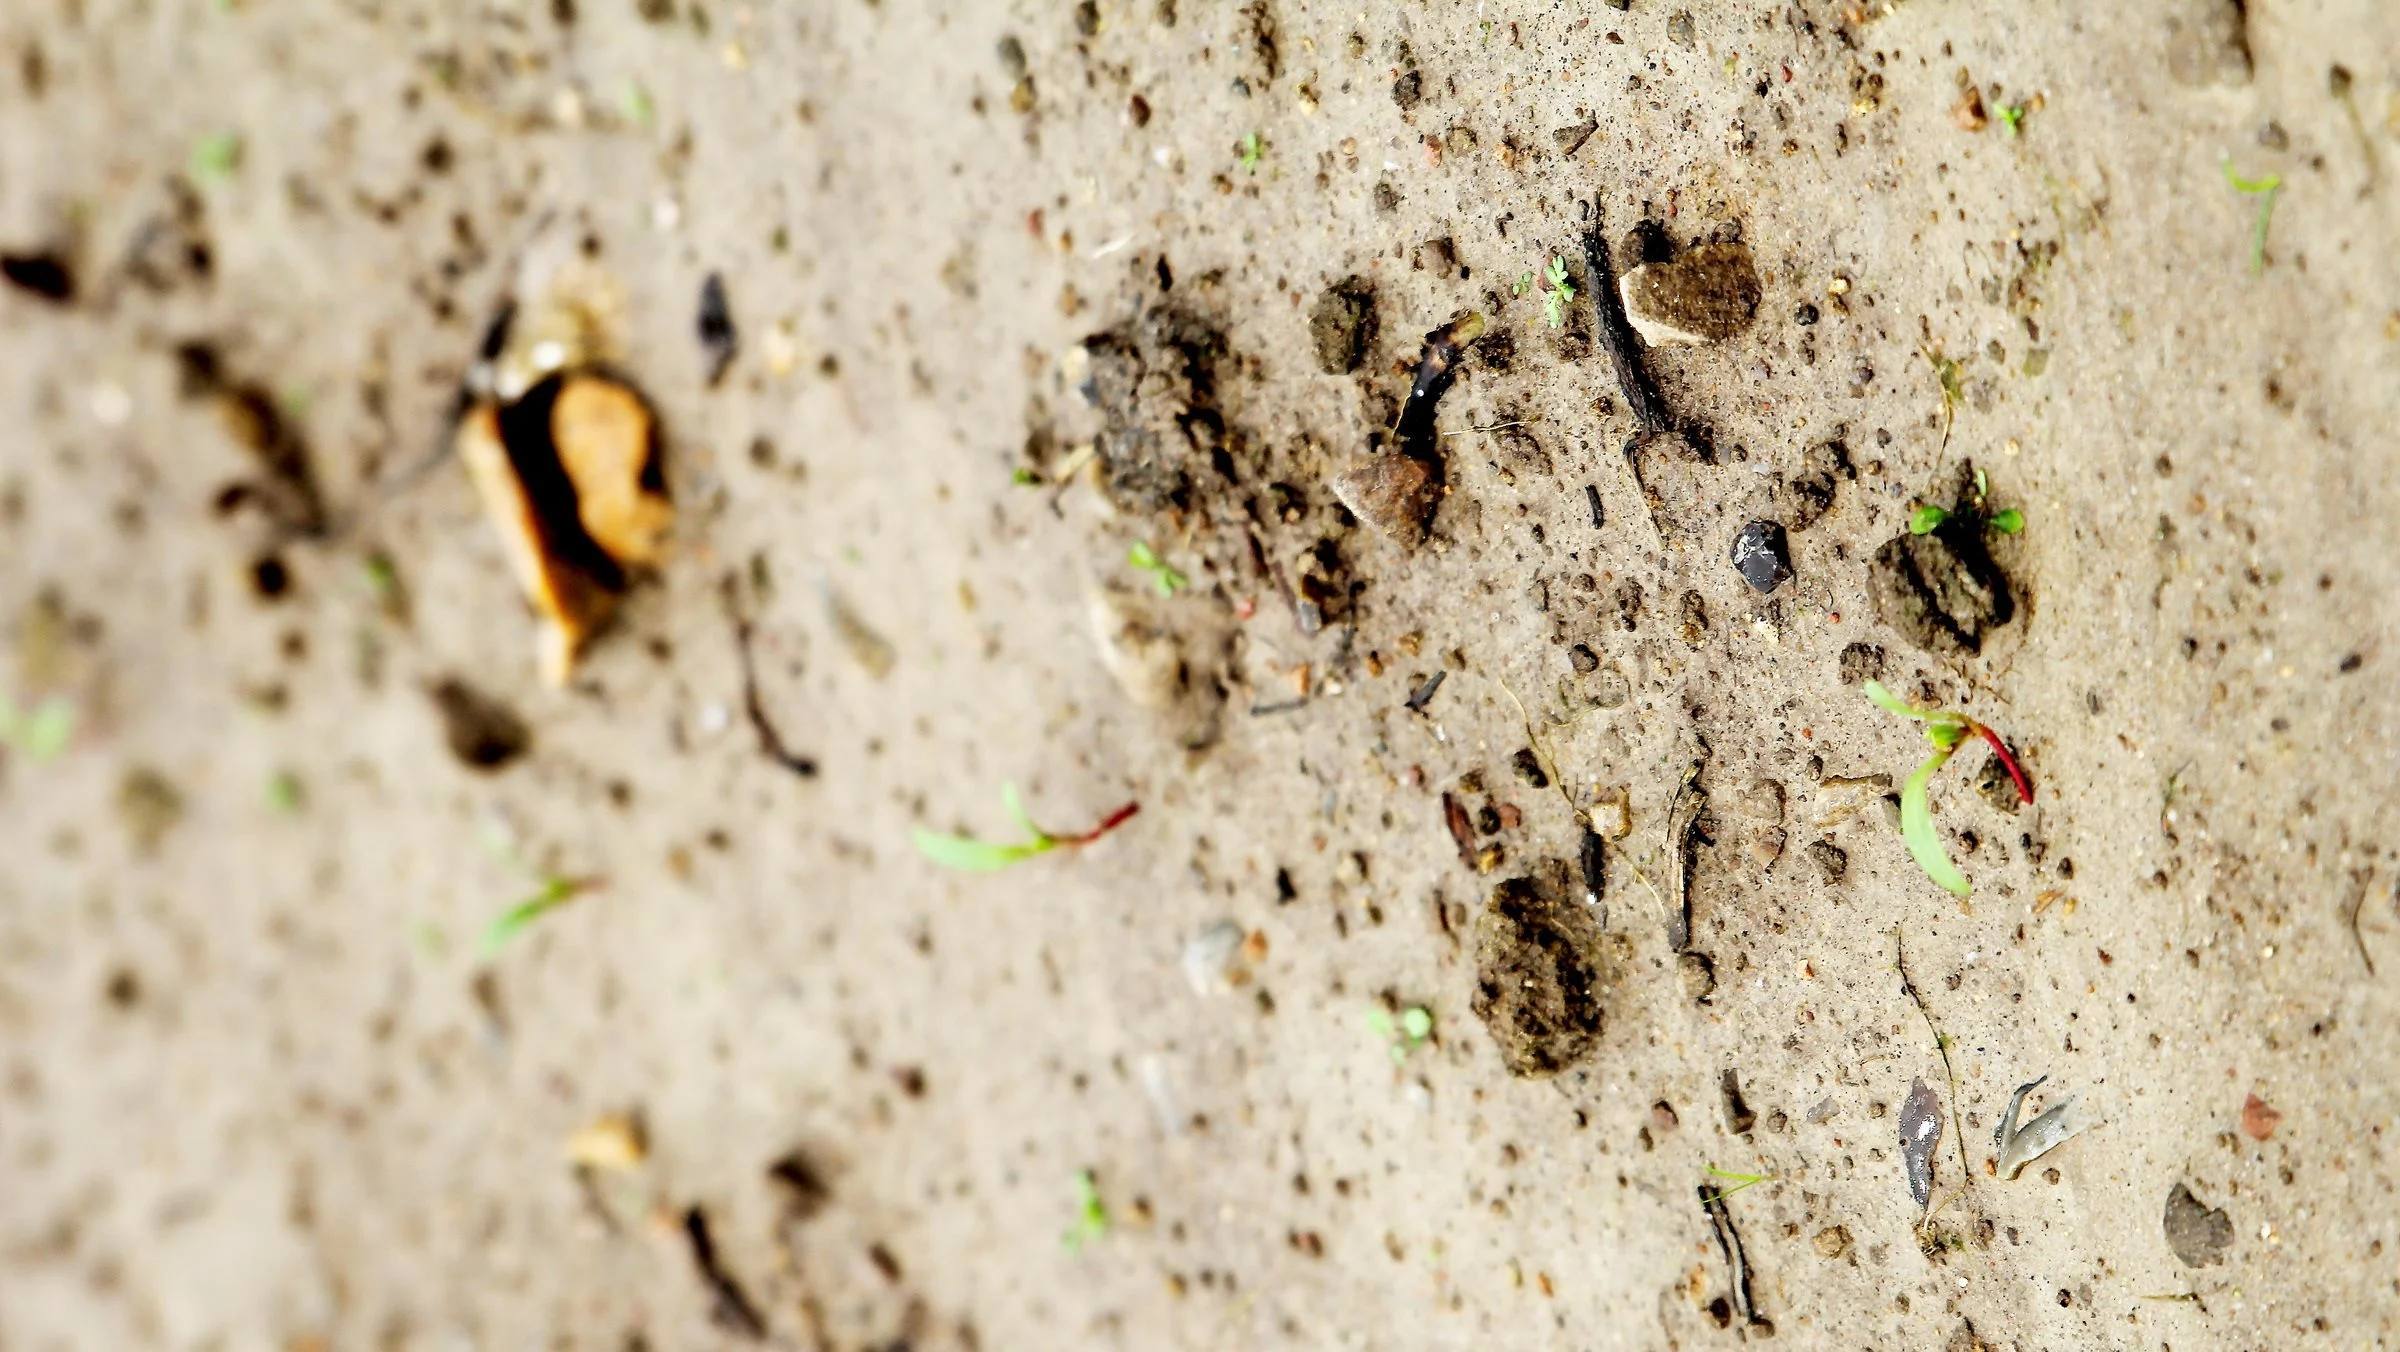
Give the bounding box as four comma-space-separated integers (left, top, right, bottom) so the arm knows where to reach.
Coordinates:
1551, 119, 1598, 158
2163, 1182, 2234, 1267
1079, 304, 1228, 513
767, 1147, 834, 1223
0, 251, 75, 303
1721, 1069, 1757, 1134
697, 271, 737, 386
1619, 241, 1762, 347
1838, 641, 1886, 685
1806, 838, 1848, 883
429, 677, 531, 770
1868, 511, 2016, 659
1577, 826, 1605, 904
1900, 1076, 1944, 1209
1308, 275, 1376, 374
1730, 519, 1793, 594
1510, 747, 1548, 788
1391, 70, 1422, 110
180, 343, 328, 540
1780, 438, 1854, 530
116, 766, 184, 855
1975, 751, 2026, 811
1470, 861, 1608, 1078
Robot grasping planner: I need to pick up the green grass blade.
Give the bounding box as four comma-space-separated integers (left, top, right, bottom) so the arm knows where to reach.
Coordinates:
913, 829, 1041, 872
999, 783, 1047, 841
479, 878, 582, 958
1901, 749, 1971, 898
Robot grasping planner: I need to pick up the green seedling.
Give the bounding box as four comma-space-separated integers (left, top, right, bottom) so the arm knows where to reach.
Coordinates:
1011, 466, 1041, 486
266, 770, 304, 814
1062, 1168, 1110, 1253
913, 785, 1140, 872
479, 872, 601, 958
1700, 1165, 1776, 1204
1237, 131, 1265, 174
1366, 1003, 1435, 1063
1865, 681, 2034, 900
1540, 255, 1575, 329
1909, 504, 2024, 537
1126, 540, 1187, 596
2220, 156, 2282, 276
0, 693, 75, 763
1512, 270, 1535, 297
191, 131, 243, 182
1997, 103, 2026, 138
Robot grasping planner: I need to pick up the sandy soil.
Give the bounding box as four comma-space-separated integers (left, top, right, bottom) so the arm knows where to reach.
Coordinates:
3, 1, 2398, 1348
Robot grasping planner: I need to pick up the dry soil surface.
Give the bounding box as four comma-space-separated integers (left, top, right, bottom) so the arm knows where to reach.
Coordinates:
3, 1, 2398, 1349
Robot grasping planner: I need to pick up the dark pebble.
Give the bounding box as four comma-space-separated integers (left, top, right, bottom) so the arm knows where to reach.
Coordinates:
1729, 519, 1793, 594
1794, 302, 1818, 326
1838, 641, 1885, 685
1511, 748, 1549, 789
1391, 71, 1423, 110
1569, 642, 1599, 675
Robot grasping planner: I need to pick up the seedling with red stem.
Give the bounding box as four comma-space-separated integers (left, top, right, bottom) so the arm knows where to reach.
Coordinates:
914, 786, 1140, 871
1865, 681, 2032, 900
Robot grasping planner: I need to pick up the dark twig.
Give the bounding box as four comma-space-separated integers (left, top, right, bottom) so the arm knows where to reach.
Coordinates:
682, 1206, 768, 1339
1580, 223, 1672, 438
1699, 1181, 1768, 1332
1665, 759, 1706, 952
721, 573, 819, 779
2344, 868, 2376, 976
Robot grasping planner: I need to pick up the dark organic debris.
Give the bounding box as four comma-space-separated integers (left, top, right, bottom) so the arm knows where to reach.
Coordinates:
1806, 838, 1848, 883
1729, 519, 1793, 594
682, 1206, 768, 1339
1391, 70, 1423, 110
1510, 747, 1548, 789
1720, 1069, 1756, 1135
1664, 760, 1706, 952
2163, 1182, 2234, 1267
429, 677, 531, 770
1470, 861, 1607, 1078
1307, 274, 1377, 374
1577, 826, 1605, 905
1781, 438, 1854, 530
767, 1147, 834, 1224
1394, 313, 1484, 458
0, 251, 75, 303
1080, 305, 1228, 513
1551, 119, 1598, 157
1699, 1177, 1771, 1334
1441, 792, 1477, 867
1619, 241, 1762, 347
1403, 669, 1446, 712
180, 343, 329, 540
1583, 482, 1605, 530
697, 271, 738, 386
1580, 223, 1673, 438
1900, 1076, 1944, 1210
722, 575, 819, 778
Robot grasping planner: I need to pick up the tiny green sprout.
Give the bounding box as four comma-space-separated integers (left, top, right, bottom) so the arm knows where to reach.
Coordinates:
1864, 681, 2034, 902
1126, 540, 1187, 596
1062, 1168, 1110, 1253
1701, 1165, 1776, 1204
1998, 103, 2026, 138
1512, 270, 1535, 297
0, 693, 75, 764
2220, 156, 2283, 277
1011, 466, 1041, 486
266, 770, 304, 814
191, 131, 244, 182
1540, 255, 1576, 329
1366, 1003, 1435, 1063
1237, 131, 1265, 174
479, 873, 600, 957
621, 81, 656, 129
1921, 345, 1966, 445
913, 785, 1140, 872
1988, 507, 2025, 534
1908, 505, 1951, 535
1973, 466, 1989, 499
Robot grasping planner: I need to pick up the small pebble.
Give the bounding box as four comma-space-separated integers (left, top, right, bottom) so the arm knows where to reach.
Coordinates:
1730, 519, 1793, 593
1182, 920, 1250, 996
1677, 951, 1715, 1000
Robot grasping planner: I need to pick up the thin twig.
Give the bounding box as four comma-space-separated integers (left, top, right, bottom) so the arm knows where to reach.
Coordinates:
721, 572, 819, 779
1894, 926, 1974, 1211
